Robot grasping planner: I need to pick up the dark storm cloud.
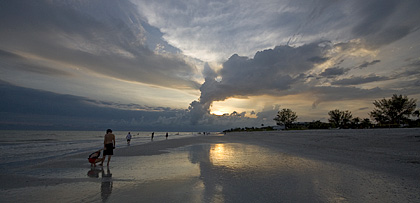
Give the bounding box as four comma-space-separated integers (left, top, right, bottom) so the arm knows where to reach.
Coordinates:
0, 81, 201, 130
189, 36, 408, 122
188, 42, 331, 123
0, 0, 200, 90
0, 80, 265, 131
205, 43, 330, 102
0, 81, 250, 131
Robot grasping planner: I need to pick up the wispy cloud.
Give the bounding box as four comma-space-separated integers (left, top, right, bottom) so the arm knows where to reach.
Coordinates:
331, 75, 389, 86
0, 0, 201, 90
357, 60, 381, 69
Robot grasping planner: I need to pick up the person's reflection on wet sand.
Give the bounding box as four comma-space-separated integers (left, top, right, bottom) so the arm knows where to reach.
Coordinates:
101, 167, 113, 202
87, 168, 102, 178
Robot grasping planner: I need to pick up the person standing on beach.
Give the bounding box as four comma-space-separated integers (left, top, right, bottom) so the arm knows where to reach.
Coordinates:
166, 132, 168, 140
151, 132, 154, 141
101, 129, 115, 166
126, 132, 132, 145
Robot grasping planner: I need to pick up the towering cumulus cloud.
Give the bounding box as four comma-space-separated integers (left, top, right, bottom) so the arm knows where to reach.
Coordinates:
188, 42, 330, 124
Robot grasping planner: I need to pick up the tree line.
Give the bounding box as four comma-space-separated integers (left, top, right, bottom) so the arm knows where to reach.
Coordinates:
274, 94, 419, 129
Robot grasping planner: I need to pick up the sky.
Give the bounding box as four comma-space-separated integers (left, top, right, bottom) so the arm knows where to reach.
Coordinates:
1, 0, 420, 131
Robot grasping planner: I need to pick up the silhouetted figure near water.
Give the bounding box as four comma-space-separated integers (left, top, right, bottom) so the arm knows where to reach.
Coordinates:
126, 132, 132, 145
166, 132, 168, 140
100, 129, 115, 167
151, 132, 154, 141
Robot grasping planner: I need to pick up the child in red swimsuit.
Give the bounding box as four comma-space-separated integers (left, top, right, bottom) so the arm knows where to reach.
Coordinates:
88, 149, 104, 167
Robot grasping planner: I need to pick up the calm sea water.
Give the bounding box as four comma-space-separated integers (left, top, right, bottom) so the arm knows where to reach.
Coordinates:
0, 130, 205, 171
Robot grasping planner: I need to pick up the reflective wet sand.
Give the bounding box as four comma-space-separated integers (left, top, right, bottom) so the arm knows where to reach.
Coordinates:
1, 129, 420, 202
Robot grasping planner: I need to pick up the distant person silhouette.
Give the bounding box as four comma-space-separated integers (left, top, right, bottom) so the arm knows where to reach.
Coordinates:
126, 132, 132, 145
166, 132, 168, 140
151, 132, 154, 141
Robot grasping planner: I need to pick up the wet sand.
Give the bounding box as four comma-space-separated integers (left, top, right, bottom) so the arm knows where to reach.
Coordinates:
1, 129, 420, 202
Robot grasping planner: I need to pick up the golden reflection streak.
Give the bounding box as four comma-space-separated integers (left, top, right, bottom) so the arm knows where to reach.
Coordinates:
210, 144, 227, 162
209, 143, 323, 172
210, 143, 275, 170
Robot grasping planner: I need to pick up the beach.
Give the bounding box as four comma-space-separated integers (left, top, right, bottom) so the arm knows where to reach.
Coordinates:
1, 129, 420, 202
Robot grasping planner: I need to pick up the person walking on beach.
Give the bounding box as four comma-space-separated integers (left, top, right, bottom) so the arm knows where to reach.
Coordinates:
151, 132, 154, 141
101, 129, 115, 167
126, 132, 132, 145
166, 132, 168, 140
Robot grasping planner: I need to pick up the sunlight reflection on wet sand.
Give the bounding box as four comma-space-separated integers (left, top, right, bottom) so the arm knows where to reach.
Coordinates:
209, 143, 320, 172
1, 142, 416, 202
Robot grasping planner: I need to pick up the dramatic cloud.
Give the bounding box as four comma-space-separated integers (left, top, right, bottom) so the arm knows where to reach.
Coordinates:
0, 0, 201, 90
0, 80, 278, 131
189, 42, 333, 123
205, 43, 329, 102
132, 0, 420, 60
131, 0, 350, 62
1, 0, 420, 130
0, 80, 173, 130
133, 0, 420, 124
0, 80, 220, 131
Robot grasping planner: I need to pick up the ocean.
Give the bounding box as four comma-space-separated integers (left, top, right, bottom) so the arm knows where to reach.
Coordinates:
0, 130, 205, 171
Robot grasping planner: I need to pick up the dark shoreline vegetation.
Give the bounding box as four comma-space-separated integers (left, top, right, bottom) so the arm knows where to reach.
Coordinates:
225, 94, 420, 133
223, 121, 420, 133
